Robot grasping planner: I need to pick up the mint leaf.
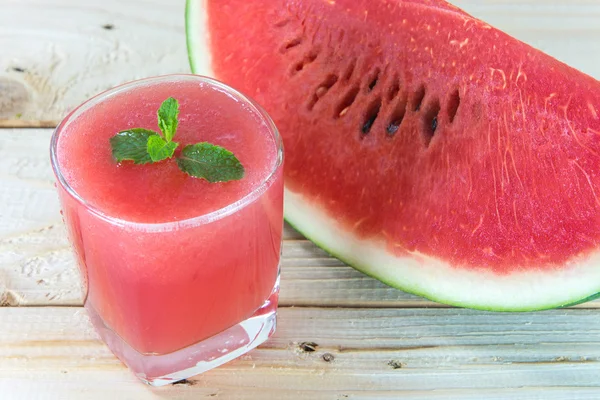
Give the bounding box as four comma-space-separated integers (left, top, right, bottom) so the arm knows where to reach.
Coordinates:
157, 97, 179, 142
177, 143, 244, 183
110, 97, 245, 183
110, 128, 156, 164
147, 135, 178, 162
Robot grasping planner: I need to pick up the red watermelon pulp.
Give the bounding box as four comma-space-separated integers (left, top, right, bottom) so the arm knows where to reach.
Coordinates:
187, 0, 600, 310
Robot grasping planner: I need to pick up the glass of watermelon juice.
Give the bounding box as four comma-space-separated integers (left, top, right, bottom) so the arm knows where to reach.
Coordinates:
50, 75, 284, 386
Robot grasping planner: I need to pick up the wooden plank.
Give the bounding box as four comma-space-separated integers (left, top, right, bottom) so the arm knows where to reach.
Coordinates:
2, 128, 600, 309
0, 0, 189, 125
0, 0, 598, 126
0, 307, 599, 399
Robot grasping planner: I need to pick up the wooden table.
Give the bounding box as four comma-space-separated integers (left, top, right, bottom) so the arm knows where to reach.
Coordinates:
1, 1, 600, 398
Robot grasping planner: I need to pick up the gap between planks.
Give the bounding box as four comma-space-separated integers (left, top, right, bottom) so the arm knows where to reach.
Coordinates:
0, 120, 58, 129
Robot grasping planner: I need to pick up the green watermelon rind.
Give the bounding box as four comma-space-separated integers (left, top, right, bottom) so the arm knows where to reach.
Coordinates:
184, 0, 197, 72
185, 1, 600, 312
560, 292, 600, 308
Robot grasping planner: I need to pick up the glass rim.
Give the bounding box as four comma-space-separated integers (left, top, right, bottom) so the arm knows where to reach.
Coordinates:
50, 74, 284, 231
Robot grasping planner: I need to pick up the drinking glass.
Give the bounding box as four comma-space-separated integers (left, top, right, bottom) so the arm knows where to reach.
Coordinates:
50, 75, 284, 386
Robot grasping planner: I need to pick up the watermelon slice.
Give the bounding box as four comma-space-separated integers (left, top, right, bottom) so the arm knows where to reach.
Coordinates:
187, 0, 600, 310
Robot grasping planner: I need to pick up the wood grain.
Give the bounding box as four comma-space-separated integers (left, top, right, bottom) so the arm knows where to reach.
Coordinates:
1, 307, 599, 399
0, 0, 189, 125
0, 0, 598, 126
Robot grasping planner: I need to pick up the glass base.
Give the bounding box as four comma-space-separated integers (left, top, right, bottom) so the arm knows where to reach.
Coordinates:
85, 279, 279, 386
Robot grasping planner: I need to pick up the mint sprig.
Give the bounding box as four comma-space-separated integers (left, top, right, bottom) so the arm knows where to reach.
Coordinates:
109, 97, 244, 183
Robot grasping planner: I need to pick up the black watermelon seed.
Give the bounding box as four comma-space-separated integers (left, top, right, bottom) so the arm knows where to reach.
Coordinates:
386, 123, 400, 135
361, 98, 382, 135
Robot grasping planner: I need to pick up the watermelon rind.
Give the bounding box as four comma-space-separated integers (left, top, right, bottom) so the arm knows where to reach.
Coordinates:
185, 0, 212, 77
284, 189, 600, 312
185, 0, 600, 311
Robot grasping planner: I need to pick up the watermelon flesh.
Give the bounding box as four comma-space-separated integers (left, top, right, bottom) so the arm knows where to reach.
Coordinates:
187, 0, 600, 310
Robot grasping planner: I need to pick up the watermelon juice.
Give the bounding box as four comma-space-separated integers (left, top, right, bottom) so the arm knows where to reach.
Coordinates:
50, 75, 284, 385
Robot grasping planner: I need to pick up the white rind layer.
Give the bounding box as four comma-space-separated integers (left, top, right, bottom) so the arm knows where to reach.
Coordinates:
285, 188, 600, 311
186, 0, 213, 77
